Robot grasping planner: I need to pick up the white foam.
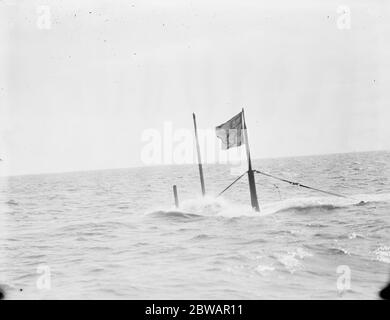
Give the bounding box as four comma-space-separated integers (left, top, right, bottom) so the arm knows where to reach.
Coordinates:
374, 246, 390, 264
277, 248, 313, 274
171, 196, 255, 218
255, 264, 275, 275
147, 192, 390, 219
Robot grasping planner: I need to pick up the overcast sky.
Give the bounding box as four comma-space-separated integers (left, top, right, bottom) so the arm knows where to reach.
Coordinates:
0, 0, 389, 176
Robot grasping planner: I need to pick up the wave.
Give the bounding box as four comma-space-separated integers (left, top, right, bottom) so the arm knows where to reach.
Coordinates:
145, 196, 255, 220
262, 192, 390, 215
191, 234, 214, 240
58, 220, 132, 232
353, 192, 390, 205
148, 211, 203, 221
145, 192, 390, 221
275, 203, 343, 214
327, 247, 351, 256
5, 199, 18, 206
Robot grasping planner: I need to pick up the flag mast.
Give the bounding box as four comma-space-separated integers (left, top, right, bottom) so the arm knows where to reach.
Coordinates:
242, 108, 260, 212
193, 113, 206, 196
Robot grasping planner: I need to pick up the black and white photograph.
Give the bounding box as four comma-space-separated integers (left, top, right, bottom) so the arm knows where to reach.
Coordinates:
0, 0, 389, 303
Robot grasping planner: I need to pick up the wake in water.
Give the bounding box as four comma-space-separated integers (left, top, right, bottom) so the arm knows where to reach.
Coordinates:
145, 196, 254, 220
146, 192, 390, 220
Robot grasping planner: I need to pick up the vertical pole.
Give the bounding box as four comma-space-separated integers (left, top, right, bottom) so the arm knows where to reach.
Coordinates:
242, 108, 260, 212
173, 185, 179, 208
193, 113, 206, 196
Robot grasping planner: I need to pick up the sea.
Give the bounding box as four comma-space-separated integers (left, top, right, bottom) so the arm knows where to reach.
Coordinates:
0, 151, 389, 299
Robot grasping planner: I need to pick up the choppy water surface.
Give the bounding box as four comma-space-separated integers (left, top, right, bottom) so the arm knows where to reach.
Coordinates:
0, 151, 389, 299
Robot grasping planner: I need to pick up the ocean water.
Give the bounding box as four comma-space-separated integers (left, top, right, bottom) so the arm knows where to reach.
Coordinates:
0, 151, 389, 299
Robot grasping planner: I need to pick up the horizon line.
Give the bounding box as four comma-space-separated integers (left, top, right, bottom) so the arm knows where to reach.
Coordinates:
0, 148, 388, 179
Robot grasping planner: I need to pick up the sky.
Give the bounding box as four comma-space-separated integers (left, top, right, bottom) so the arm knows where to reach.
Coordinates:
0, 0, 389, 176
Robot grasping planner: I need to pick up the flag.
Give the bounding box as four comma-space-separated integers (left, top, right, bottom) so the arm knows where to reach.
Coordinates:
215, 111, 245, 150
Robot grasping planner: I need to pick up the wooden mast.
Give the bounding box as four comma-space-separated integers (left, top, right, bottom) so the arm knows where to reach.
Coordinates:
192, 113, 206, 196
173, 185, 179, 208
242, 108, 260, 212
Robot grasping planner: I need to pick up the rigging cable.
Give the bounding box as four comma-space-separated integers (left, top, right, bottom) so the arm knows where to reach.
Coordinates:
254, 169, 350, 199
217, 170, 248, 197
